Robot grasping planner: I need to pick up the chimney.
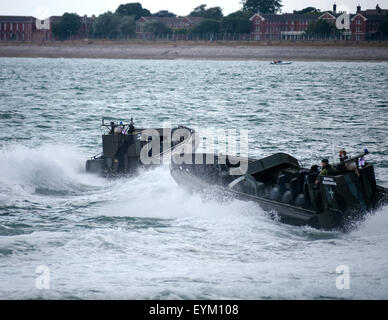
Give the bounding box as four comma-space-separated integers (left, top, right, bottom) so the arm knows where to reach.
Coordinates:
357, 4, 361, 13
376, 4, 381, 13
333, 3, 337, 15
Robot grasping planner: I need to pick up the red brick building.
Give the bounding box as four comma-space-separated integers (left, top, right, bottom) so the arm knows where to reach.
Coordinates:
250, 13, 318, 40
0, 5, 386, 42
360, 5, 388, 40
0, 15, 95, 41
0, 16, 36, 41
250, 4, 387, 41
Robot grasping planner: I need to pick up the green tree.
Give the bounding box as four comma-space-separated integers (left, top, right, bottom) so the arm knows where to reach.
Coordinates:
51, 13, 82, 40
227, 10, 251, 18
243, 0, 282, 15
305, 19, 340, 36
173, 28, 188, 35
116, 2, 151, 20
190, 4, 207, 16
144, 21, 172, 36
293, 7, 321, 15
153, 10, 176, 17
192, 19, 221, 34
221, 12, 251, 34
117, 15, 136, 36
91, 12, 122, 38
189, 4, 223, 20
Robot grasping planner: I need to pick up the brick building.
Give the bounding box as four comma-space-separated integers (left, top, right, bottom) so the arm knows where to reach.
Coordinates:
0, 5, 386, 42
360, 5, 388, 40
0, 16, 36, 41
250, 13, 318, 40
0, 14, 95, 41
250, 4, 387, 41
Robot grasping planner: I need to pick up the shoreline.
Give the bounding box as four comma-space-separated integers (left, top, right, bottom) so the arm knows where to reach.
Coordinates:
1, 42, 388, 61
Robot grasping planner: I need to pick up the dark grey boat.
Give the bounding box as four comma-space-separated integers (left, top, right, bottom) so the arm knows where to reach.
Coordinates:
170, 151, 387, 230
86, 119, 195, 176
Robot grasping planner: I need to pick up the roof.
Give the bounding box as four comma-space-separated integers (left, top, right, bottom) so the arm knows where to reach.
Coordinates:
361, 9, 388, 15
185, 16, 204, 24
250, 13, 319, 22
265, 13, 319, 21
362, 14, 386, 22
350, 13, 368, 22
0, 16, 35, 22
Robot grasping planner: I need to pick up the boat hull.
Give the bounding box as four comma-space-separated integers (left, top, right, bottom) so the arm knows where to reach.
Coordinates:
170, 166, 343, 230
170, 155, 387, 231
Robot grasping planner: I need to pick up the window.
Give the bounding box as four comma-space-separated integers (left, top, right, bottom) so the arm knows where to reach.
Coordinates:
356, 35, 360, 40
357, 19, 361, 24
356, 26, 361, 32
16, 24, 19, 31
10, 23, 13, 31
23, 24, 25, 31
256, 26, 260, 32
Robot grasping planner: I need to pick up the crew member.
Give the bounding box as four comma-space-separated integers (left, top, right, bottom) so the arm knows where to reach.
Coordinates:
339, 149, 360, 176
315, 159, 338, 184
109, 122, 115, 134
129, 118, 135, 132
339, 148, 348, 162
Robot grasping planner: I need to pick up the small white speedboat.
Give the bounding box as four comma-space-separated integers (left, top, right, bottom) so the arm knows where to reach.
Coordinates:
270, 61, 292, 65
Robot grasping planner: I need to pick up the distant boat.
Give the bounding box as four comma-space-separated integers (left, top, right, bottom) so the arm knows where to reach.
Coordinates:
270, 61, 292, 65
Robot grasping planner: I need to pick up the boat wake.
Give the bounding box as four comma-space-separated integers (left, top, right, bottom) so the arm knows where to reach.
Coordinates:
1, 143, 386, 238
0, 144, 105, 200
351, 205, 388, 237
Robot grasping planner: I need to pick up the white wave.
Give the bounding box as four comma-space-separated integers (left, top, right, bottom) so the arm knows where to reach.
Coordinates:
351, 205, 388, 237
0, 144, 105, 198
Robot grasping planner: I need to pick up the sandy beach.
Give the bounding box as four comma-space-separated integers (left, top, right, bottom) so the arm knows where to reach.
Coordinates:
1, 41, 388, 61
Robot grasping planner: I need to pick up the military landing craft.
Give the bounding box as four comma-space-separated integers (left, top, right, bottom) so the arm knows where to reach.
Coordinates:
86, 119, 196, 176
170, 150, 387, 230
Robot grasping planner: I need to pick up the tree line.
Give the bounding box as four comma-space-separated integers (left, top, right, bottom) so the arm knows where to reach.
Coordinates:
51, 1, 282, 40
51, 1, 388, 40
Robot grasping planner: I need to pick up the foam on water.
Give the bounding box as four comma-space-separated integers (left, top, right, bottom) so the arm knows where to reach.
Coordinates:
351, 205, 388, 237
1, 144, 387, 300
0, 58, 387, 299
0, 144, 105, 199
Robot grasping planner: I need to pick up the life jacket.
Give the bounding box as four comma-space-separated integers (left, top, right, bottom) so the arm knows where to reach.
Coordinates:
320, 164, 338, 176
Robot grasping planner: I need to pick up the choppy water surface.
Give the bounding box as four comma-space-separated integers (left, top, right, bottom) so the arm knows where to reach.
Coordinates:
0, 58, 387, 299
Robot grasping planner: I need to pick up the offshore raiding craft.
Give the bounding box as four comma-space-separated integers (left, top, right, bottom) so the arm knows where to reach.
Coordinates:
86, 119, 196, 176
170, 150, 388, 230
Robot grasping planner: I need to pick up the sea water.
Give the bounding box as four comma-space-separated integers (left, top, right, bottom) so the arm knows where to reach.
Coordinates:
0, 58, 387, 299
